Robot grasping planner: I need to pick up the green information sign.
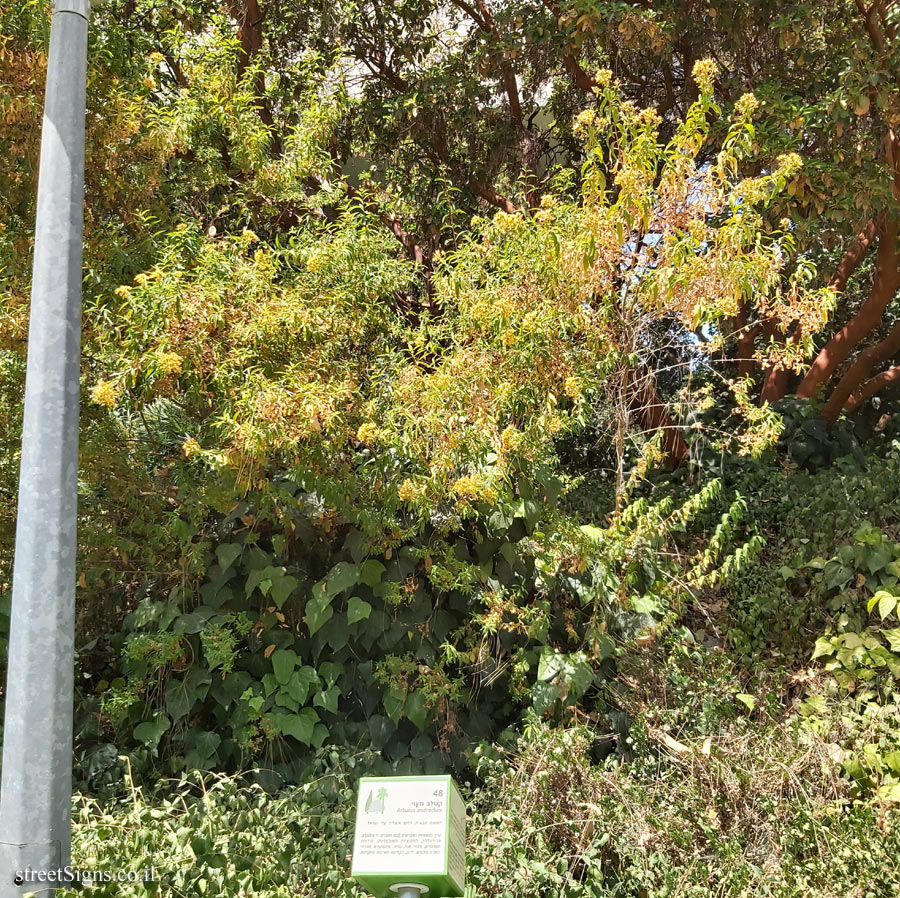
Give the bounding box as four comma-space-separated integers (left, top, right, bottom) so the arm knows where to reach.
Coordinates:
351, 775, 466, 897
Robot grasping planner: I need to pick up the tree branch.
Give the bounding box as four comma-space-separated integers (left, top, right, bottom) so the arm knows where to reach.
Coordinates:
796, 217, 896, 398
843, 364, 900, 414
448, 0, 523, 129
824, 316, 900, 422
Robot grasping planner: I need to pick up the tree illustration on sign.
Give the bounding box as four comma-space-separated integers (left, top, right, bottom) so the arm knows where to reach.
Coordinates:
365, 787, 387, 814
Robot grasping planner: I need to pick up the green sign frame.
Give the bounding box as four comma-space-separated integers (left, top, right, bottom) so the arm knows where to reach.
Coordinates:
350, 775, 465, 897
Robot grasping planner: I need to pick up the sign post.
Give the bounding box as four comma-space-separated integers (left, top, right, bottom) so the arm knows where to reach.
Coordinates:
0, 0, 90, 894
351, 775, 466, 897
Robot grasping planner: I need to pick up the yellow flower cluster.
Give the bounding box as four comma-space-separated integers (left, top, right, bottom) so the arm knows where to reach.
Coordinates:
563, 376, 583, 400
595, 69, 613, 88
397, 478, 425, 503
90, 380, 116, 409
637, 107, 662, 129
614, 165, 648, 196
356, 421, 381, 444
691, 58, 719, 91
158, 351, 183, 375
242, 228, 259, 243
735, 177, 769, 204
734, 92, 760, 118
573, 108, 597, 136
500, 424, 523, 453
182, 437, 201, 458
493, 211, 524, 233
452, 473, 498, 505
114, 285, 131, 298
776, 152, 803, 175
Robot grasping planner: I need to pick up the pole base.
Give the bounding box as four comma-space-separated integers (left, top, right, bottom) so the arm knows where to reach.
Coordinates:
390, 884, 430, 898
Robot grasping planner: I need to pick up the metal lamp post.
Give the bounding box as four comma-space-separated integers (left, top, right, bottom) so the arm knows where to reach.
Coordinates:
0, 0, 90, 893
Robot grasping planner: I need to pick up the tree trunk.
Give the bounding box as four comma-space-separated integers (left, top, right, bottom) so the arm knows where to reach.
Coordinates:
796, 217, 892, 399
627, 372, 688, 467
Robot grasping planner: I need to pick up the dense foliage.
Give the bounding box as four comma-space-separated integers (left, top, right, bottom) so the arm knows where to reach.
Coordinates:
4, 0, 900, 895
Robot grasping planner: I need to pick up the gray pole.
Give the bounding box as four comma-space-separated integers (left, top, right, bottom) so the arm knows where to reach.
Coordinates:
0, 0, 90, 894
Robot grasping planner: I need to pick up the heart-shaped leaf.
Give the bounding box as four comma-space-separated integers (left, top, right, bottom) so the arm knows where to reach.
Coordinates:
270, 575, 299, 608
270, 707, 319, 744
347, 596, 372, 625
271, 648, 298, 685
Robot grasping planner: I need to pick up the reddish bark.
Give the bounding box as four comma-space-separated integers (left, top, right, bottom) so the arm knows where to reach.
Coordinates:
795, 217, 895, 399
470, 179, 518, 214
823, 315, 900, 422
228, 0, 264, 73
227, 0, 272, 127
733, 304, 761, 379
628, 374, 689, 467
844, 365, 900, 414
562, 53, 598, 93
760, 364, 791, 403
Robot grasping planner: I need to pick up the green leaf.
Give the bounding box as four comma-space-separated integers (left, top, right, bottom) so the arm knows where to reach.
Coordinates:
324, 561, 359, 596
318, 661, 344, 686
878, 591, 899, 620
134, 715, 170, 750
884, 628, 900, 652
564, 653, 595, 700
405, 690, 428, 730
245, 568, 269, 597
876, 782, 900, 802
736, 693, 756, 712
270, 575, 298, 608
532, 680, 561, 715
630, 594, 661, 615
383, 687, 406, 724
866, 543, 893, 574
305, 595, 334, 636
313, 684, 340, 714
173, 608, 214, 634
216, 543, 242, 572
271, 648, 298, 685
274, 687, 300, 712
799, 694, 827, 717
189, 730, 221, 764
537, 649, 565, 682
286, 666, 319, 705
271, 708, 319, 744
359, 559, 386, 587
347, 596, 372, 625
812, 637, 836, 659
311, 723, 329, 748
580, 525, 605, 544
165, 677, 197, 722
